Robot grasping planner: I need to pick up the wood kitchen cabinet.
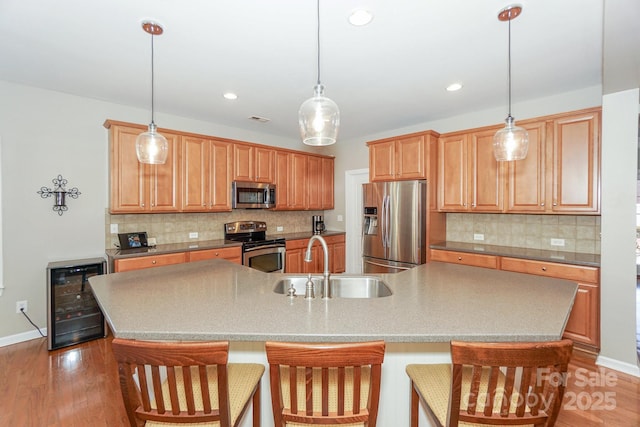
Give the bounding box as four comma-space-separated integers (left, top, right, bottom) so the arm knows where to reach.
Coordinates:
275, 151, 307, 210
507, 108, 600, 213
274, 150, 334, 211
307, 155, 334, 210
500, 257, 600, 350
432, 248, 600, 351
232, 143, 275, 183
367, 131, 439, 182
113, 252, 188, 272
550, 109, 600, 213
437, 129, 503, 212
505, 121, 547, 212
181, 136, 231, 212
106, 121, 180, 213
437, 107, 601, 215
107, 119, 335, 213
188, 247, 241, 264
430, 249, 498, 269
284, 234, 346, 274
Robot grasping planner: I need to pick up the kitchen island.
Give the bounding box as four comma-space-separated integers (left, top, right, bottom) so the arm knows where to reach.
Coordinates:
89, 259, 578, 427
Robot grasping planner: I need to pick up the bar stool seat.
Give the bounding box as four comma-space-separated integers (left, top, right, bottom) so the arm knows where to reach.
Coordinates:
406, 339, 573, 427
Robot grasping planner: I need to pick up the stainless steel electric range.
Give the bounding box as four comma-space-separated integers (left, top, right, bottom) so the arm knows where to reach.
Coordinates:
224, 221, 285, 273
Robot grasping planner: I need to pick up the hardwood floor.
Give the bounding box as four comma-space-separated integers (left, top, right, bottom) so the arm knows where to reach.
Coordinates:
1, 336, 639, 426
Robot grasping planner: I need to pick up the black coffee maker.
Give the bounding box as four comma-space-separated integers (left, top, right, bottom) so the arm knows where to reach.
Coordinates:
312, 215, 325, 234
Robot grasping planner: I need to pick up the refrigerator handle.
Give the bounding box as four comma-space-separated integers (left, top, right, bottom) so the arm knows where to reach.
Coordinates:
381, 194, 388, 248
384, 194, 391, 249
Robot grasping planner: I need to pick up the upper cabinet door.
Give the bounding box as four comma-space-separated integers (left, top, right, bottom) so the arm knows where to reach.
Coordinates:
148, 132, 180, 212
181, 136, 209, 211
232, 143, 254, 182
438, 134, 468, 211
369, 140, 396, 181
395, 134, 425, 179
551, 110, 600, 213
506, 121, 547, 212
307, 155, 322, 210
255, 146, 275, 183
469, 129, 503, 212
321, 157, 334, 209
109, 125, 146, 213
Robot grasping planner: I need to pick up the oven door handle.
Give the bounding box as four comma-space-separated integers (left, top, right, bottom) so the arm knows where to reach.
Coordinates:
243, 243, 286, 252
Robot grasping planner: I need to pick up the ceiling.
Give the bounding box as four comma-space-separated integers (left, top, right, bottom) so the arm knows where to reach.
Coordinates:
0, 0, 610, 142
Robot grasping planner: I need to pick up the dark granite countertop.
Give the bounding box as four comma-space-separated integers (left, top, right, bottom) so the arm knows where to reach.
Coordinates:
430, 241, 600, 268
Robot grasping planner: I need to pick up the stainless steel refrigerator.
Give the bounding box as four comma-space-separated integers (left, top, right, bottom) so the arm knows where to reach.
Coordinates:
362, 180, 426, 273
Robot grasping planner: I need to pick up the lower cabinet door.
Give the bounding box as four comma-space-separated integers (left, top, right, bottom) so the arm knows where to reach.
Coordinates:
562, 282, 600, 349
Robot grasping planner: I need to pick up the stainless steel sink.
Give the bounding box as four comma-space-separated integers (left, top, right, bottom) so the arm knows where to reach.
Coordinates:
273, 275, 392, 298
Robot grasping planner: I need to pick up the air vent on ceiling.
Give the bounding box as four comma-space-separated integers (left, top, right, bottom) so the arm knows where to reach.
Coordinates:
248, 115, 270, 123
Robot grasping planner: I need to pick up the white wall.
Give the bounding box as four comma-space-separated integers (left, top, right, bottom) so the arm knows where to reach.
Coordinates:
598, 88, 640, 375
0, 80, 301, 343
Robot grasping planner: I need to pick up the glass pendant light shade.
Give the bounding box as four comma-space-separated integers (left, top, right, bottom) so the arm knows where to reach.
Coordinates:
299, 84, 340, 146
136, 122, 168, 164
493, 115, 529, 161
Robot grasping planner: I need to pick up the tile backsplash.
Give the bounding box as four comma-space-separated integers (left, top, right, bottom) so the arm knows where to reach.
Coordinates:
105, 210, 323, 250
445, 213, 601, 254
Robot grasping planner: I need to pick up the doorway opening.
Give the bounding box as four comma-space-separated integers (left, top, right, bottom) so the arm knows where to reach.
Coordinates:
345, 169, 369, 274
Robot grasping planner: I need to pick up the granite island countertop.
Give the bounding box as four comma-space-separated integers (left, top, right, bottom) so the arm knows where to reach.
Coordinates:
89, 259, 577, 344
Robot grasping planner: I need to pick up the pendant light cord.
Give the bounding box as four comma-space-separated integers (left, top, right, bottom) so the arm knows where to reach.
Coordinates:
507, 16, 512, 118
316, 0, 321, 86
150, 33, 156, 126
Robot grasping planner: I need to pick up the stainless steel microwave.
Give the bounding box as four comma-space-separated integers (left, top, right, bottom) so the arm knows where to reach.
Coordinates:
232, 181, 276, 209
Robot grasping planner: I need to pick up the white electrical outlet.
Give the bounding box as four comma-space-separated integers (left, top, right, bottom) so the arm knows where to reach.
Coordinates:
189, 232, 198, 239
550, 238, 565, 246
16, 300, 27, 314
276, 226, 284, 232
110, 224, 118, 234
337, 215, 343, 222
473, 233, 485, 241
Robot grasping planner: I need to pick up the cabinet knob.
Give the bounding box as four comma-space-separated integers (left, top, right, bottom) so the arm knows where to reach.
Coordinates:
553, 203, 557, 206
141, 203, 145, 207
458, 257, 462, 261
152, 260, 157, 264
471, 203, 476, 207
540, 203, 545, 207
215, 252, 220, 256
541, 266, 547, 271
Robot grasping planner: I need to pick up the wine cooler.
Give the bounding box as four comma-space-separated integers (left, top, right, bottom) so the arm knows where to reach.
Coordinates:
47, 257, 107, 350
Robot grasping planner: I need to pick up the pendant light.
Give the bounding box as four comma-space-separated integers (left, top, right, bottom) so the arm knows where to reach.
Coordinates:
299, 0, 340, 146
493, 4, 529, 161
136, 21, 168, 164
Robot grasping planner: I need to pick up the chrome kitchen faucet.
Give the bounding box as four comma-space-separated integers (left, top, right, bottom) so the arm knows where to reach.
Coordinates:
305, 235, 330, 299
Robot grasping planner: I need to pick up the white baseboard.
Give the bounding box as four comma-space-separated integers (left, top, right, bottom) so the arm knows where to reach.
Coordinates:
596, 354, 640, 377
0, 328, 47, 348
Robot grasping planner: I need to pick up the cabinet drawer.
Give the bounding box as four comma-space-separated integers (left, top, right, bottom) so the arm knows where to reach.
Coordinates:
500, 257, 599, 283
430, 249, 498, 269
189, 247, 241, 263
114, 253, 187, 272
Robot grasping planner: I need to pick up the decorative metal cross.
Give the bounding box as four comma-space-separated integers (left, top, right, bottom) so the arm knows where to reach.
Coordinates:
37, 175, 81, 216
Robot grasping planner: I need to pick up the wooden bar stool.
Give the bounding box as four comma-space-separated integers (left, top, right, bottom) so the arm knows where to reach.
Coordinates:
112, 338, 264, 427
406, 339, 573, 427
265, 340, 385, 426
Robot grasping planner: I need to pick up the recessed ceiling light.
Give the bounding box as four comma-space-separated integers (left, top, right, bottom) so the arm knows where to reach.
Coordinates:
348, 9, 373, 26
223, 92, 238, 100
446, 83, 463, 92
